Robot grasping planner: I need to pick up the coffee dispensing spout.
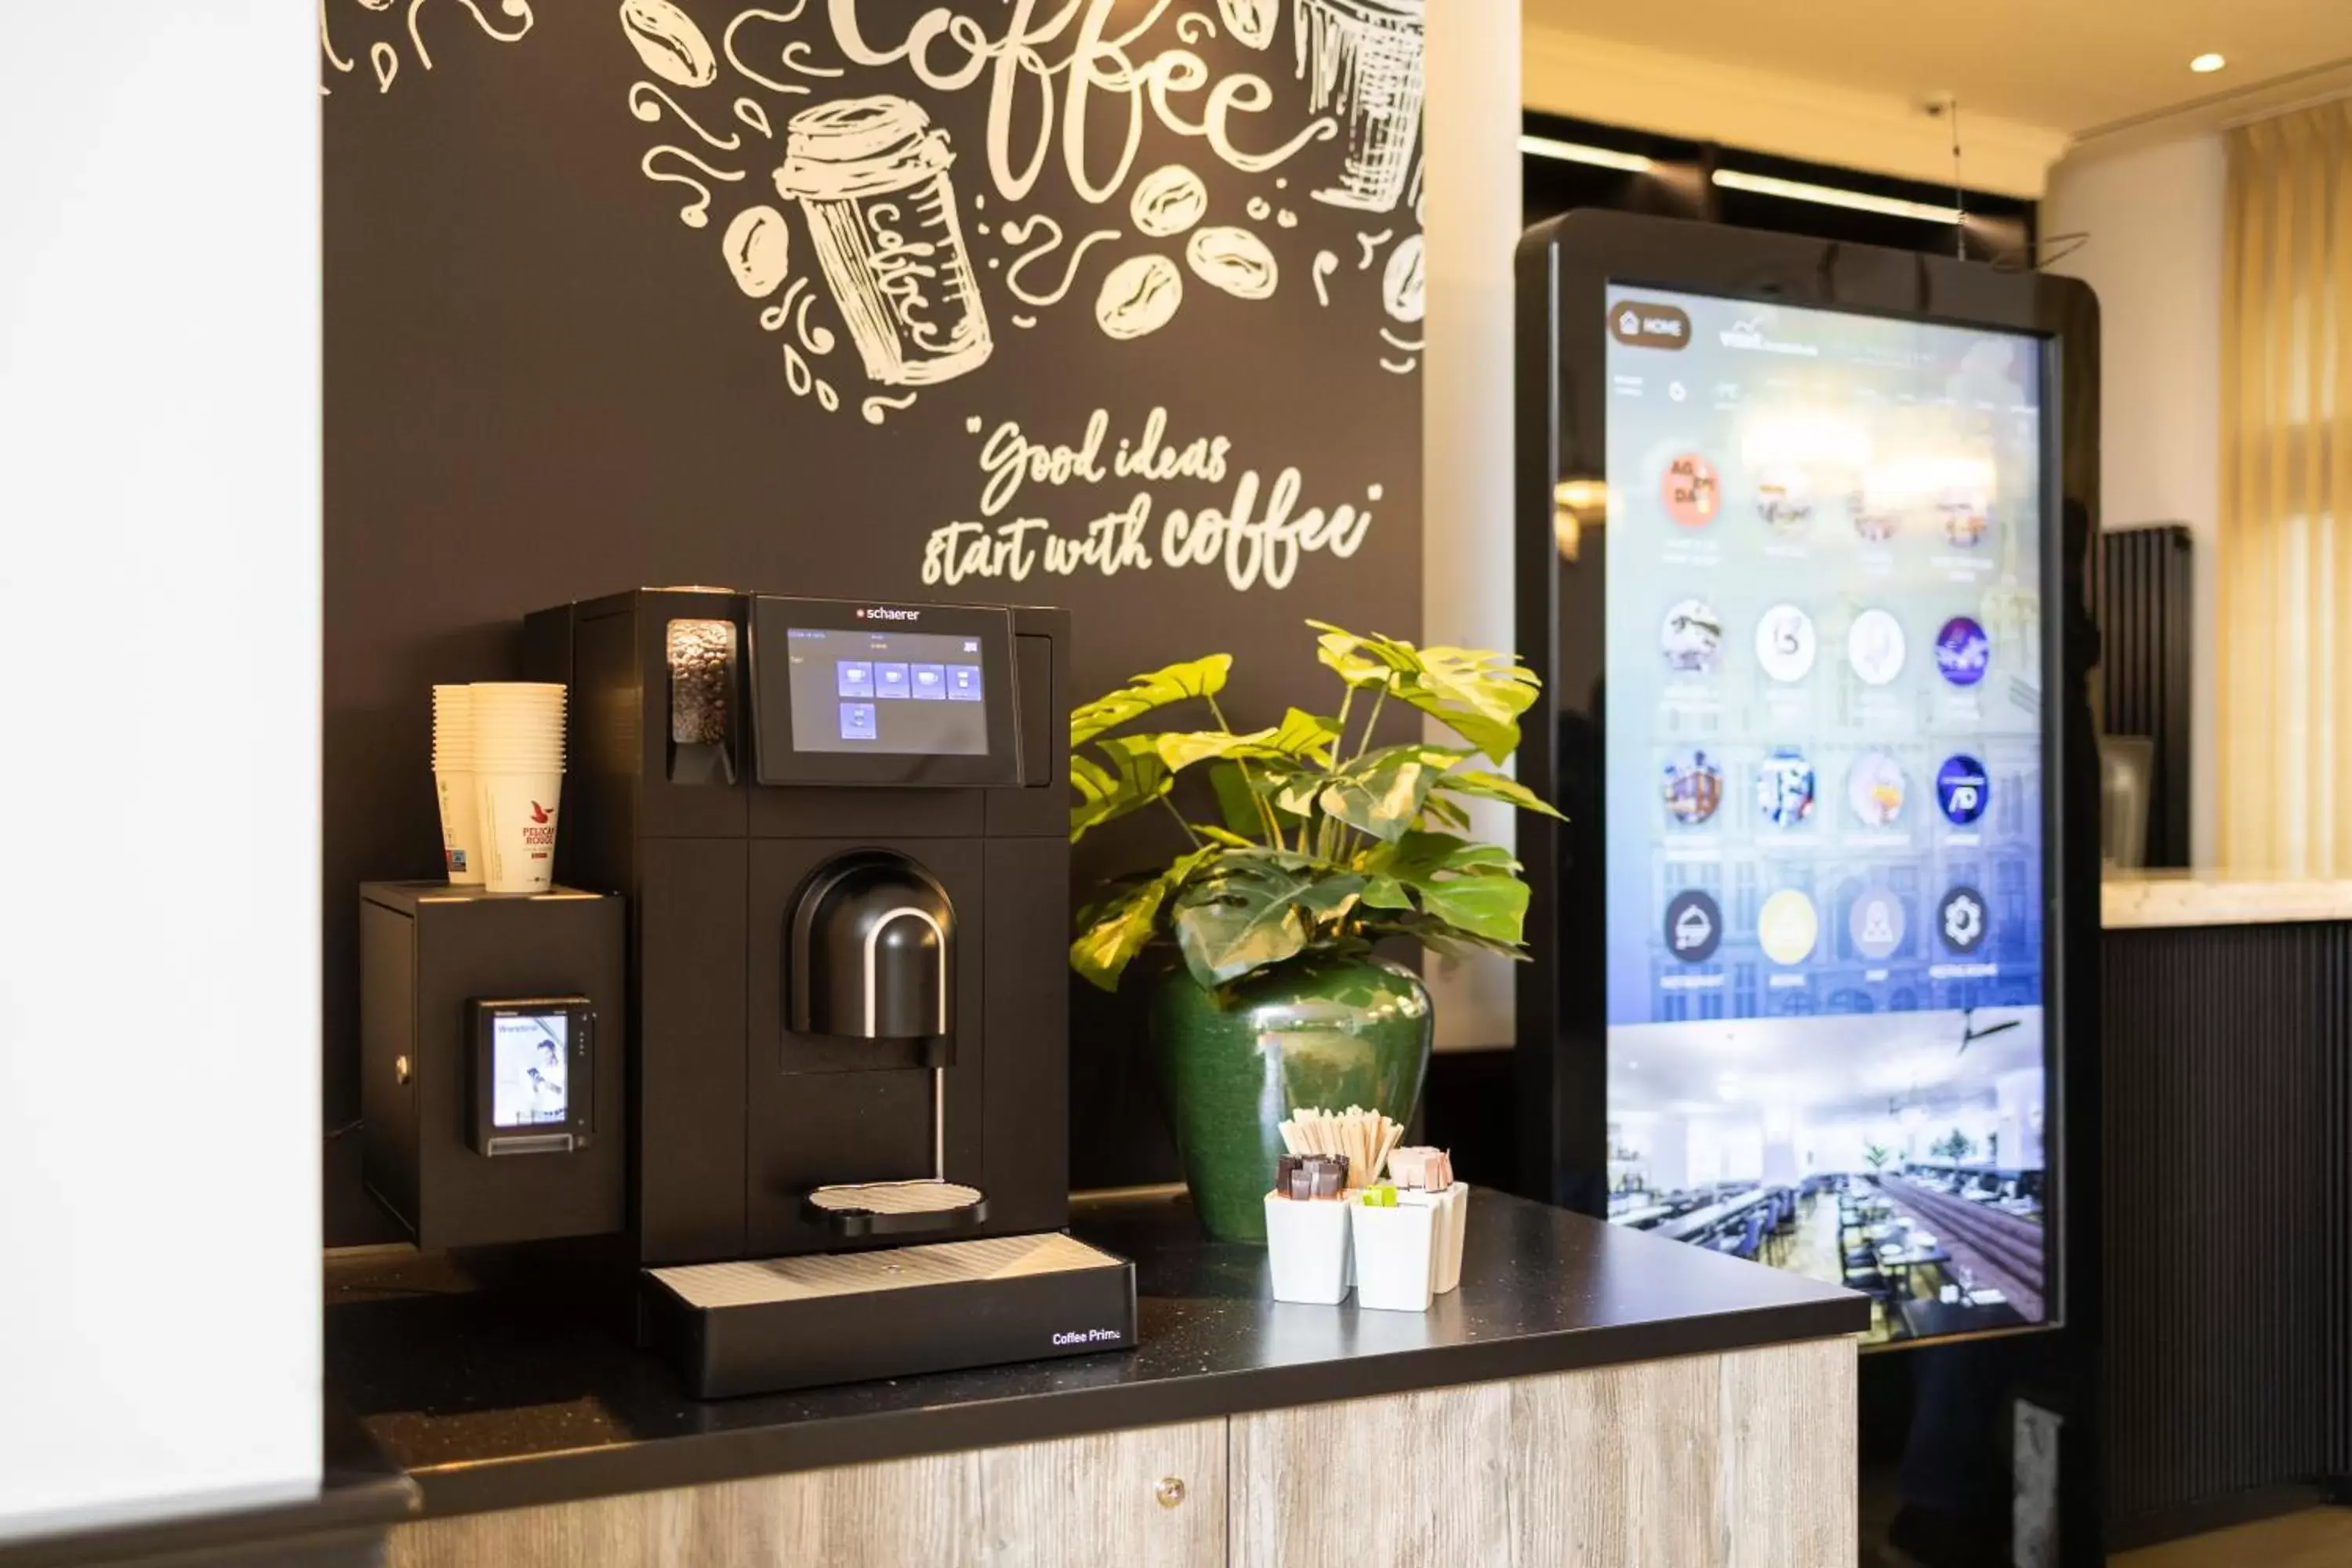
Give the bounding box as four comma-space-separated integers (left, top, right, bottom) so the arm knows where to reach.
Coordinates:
790, 851, 985, 1239
789, 852, 955, 1047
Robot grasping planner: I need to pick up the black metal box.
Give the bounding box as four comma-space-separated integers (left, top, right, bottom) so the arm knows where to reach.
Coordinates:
359, 881, 626, 1248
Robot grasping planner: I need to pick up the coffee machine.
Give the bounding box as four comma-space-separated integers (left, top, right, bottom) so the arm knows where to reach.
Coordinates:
524, 589, 1134, 1396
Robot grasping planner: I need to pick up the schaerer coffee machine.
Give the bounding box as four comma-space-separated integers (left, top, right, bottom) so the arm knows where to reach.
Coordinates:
524, 590, 1134, 1397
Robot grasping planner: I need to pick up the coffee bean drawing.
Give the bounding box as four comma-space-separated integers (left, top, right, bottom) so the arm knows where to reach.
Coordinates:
1381, 234, 1424, 323
1185, 227, 1278, 301
722, 205, 790, 297
1130, 165, 1208, 239
1215, 0, 1278, 48
1095, 255, 1184, 340
620, 0, 717, 89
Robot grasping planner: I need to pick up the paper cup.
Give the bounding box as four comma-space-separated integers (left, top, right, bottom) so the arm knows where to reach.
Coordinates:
476, 772, 563, 893
434, 768, 485, 884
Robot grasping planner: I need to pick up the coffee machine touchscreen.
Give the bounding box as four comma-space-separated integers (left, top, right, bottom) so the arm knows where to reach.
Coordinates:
492, 1012, 569, 1127
786, 627, 989, 755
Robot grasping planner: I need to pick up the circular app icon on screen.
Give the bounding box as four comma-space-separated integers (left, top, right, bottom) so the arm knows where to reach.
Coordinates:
1939, 885, 1989, 956
1849, 750, 1907, 827
1941, 496, 1989, 548
1661, 750, 1724, 825
1664, 890, 1722, 963
1758, 889, 1820, 966
1851, 489, 1898, 543
1847, 608, 1907, 686
1755, 749, 1816, 828
1936, 616, 1991, 687
1755, 463, 1815, 531
1661, 599, 1723, 673
1849, 887, 1907, 961
1661, 453, 1721, 528
1936, 755, 1990, 825
1754, 604, 1817, 683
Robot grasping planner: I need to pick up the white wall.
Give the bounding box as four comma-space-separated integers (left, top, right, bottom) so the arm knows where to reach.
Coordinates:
1421, 0, 1523, 1049
0, 0, 322, 1541
2044, 135, 2228, 869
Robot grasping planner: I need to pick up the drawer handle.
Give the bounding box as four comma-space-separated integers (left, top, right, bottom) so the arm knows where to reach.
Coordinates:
1156, 1476, 1187, 1510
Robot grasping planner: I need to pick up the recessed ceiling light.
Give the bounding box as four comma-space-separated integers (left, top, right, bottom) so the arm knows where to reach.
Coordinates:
2190, 52, 2227, 73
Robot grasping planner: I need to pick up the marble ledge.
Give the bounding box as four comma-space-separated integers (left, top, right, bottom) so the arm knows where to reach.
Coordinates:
2103, 872, 2352, 931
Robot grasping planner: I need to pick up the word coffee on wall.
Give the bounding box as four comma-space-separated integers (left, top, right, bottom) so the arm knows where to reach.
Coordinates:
927, 405, 1382, 592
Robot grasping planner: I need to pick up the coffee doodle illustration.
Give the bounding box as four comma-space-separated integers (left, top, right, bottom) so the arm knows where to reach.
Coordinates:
1295, 0, 1426, 212
592, 0, 1425, 419
776, 96, 995, 387
319, 0, 535, 94
328, 0, 1422, 422
1218, 0, 1280, 49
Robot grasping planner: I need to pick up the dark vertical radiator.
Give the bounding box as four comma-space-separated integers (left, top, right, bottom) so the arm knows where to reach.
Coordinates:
2103, 923, 2352, 1546
2092, 524, 2194, 867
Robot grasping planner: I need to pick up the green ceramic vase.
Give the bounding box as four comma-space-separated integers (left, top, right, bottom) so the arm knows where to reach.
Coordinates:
1147, 955, 1434, 1243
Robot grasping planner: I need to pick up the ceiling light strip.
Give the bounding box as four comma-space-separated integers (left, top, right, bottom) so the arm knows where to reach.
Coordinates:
1710, 169, 1963, 225
1519, 134, 1655, 173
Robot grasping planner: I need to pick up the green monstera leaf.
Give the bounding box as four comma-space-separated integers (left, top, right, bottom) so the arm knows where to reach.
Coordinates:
1070, 847, 1216, 991
1069, 735, 1172, 841
1415, 872, 1530, 945
1306, 622, 1540, 764
1430, 766, 1565, 819
1317, 745, 1467, 844
1070, 655, 1232, 746
1397, 646, 1541, 764
1171, 852, 1367, 987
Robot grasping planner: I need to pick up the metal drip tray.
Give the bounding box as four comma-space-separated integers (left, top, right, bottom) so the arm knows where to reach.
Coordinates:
644, 1232, 1138, 1398
806, 1178, 987, 1239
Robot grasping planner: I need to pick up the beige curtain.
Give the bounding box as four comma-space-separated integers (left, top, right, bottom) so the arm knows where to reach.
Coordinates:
2222, 100, 2352, 877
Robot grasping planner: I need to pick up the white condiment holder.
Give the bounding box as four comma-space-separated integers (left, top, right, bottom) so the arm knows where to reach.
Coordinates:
1264, 1192, 1353, 1305
1405, 1183, 1469, 1295
1349, 1200, 1436, 1312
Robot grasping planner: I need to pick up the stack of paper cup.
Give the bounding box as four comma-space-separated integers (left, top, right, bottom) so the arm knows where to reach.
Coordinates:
469, 683, 567, 895
431, 685, 484, 885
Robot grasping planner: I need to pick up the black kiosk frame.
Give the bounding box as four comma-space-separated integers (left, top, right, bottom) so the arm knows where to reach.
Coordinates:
1513, 210, 2104, 1555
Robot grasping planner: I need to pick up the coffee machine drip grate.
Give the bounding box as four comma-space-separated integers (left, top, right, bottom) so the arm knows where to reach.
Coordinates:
807, 1178, 987, 1240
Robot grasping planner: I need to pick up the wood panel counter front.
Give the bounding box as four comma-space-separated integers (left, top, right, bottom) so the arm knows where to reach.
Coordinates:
332, 1192, 1867, 1568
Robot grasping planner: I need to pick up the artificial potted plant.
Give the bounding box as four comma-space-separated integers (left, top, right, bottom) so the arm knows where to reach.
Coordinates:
1068, 622, 1561, 1242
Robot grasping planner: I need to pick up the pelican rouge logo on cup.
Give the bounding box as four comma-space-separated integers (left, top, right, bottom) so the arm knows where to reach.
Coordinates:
524, 800, 558, 851
1608, 301, 1693, 350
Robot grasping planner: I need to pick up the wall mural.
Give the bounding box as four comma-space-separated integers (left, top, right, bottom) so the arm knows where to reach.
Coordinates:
321, 0, 1423, 595
319, 0, 1426, 1220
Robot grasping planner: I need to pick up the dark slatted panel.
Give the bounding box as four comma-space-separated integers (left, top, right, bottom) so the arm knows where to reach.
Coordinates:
2092, 524, 2194, 867
2103, 924, 2350, 1537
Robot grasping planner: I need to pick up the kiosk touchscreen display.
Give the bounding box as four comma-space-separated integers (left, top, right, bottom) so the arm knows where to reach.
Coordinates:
1601, 285, 2051, 1345
490, 1011, 570, 1129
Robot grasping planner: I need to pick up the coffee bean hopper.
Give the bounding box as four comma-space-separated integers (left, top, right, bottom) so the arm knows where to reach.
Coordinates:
524, 590, 1134, 1398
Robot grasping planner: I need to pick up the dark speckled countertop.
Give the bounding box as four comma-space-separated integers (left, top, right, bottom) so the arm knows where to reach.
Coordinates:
328, 1189, 1865, 1520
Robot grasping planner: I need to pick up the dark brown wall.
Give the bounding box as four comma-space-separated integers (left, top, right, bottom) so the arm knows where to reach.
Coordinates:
322, 2, 1425, 1239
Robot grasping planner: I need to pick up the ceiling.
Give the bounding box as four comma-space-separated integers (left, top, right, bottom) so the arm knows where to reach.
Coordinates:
1526, 0, 2352, 143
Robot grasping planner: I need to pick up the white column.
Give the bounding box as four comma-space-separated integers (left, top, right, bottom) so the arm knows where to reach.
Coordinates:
2044, 136, 2227, 869
0, 0, 322, 1540
1421, 0, 1523, 1049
